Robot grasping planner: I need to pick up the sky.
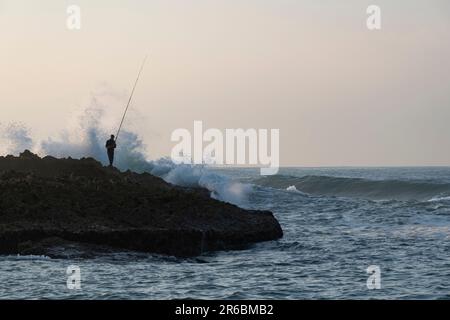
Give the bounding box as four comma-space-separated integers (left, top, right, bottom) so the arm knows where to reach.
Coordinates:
0, 0, 449, 166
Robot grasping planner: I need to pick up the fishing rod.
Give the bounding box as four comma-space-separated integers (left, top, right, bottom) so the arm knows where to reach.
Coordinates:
115, 55, 148, 143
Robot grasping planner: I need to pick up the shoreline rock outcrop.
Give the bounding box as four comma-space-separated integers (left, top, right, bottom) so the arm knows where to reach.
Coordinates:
0, 151, 283, 258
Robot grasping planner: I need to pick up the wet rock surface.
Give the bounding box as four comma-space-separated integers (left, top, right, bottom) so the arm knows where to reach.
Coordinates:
0, 151, 283, 258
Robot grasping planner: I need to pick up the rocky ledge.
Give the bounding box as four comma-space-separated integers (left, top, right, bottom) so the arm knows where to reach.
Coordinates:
0, 150, 282, 258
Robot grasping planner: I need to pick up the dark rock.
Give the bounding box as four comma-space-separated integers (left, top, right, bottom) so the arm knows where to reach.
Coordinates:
19, 150, 40, 159
0, 152, 283, 257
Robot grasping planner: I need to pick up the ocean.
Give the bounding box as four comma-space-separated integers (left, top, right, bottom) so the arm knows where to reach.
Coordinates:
1, 167, 449, 299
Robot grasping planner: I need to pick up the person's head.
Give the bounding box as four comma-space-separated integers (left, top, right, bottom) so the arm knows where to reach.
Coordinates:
110, 134, 115, 140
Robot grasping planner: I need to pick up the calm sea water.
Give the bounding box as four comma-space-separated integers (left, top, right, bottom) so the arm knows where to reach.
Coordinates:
1, 167, 449, 299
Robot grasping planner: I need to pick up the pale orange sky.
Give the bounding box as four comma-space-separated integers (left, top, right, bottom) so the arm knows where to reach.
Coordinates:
1, 0, 450, 166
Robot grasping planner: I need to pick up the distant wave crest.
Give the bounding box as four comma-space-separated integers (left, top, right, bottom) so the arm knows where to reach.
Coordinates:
253, 175, 450, 201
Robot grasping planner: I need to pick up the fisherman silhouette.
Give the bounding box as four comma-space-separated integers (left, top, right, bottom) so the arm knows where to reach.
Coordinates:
105, 135, 117, 167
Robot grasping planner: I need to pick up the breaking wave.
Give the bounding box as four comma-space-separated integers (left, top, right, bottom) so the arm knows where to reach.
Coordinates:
253, 175, 450, 202
0, 100, 251, 206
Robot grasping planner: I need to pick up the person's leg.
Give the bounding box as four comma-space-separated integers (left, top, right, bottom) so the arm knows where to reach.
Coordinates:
108, 150, 114, 166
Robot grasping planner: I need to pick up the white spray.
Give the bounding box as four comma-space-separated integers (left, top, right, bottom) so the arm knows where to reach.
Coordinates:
0, 102, 251, 206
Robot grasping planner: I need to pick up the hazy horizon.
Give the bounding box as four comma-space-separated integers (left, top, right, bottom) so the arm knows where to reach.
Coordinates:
1, 0, 450, 166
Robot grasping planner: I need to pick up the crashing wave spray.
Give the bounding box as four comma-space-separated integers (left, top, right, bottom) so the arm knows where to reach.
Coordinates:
0, 123, 33, 155
1, 101, 251, 205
